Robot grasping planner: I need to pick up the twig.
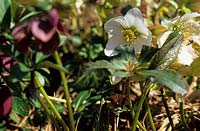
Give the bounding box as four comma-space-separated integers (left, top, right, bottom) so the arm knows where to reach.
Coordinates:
40, 94, 66, 103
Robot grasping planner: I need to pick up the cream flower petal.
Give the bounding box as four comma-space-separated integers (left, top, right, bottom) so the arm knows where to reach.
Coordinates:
161, 16, 180, 29
124, 8, 149, 36
161, 19, 172, 28
104, 16, 124, 35
112, 16, 130, 28
135, 20, 149, 36
177, 44, 198, 65
104, 35, 123, 57
134, 31, 152, 53
191, 35, 200, 46
180, 12, 200, 22
157, 31, 172, 48
124, 8, 144, 26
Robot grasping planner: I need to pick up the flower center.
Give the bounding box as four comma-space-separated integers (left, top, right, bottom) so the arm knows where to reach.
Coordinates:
122, 27, 140, 44
172, 23, 185, 32
125, 61, 135, 72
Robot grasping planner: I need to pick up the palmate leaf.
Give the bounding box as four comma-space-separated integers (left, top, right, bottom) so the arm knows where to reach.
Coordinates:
139, 69, 188, 95
86, 60, 112, 72
86, 47, 135, 72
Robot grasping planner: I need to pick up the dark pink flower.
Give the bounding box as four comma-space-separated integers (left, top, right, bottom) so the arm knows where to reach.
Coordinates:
12, 8, 65, 54
11, 22, 31, 53
0, 87, 12, 117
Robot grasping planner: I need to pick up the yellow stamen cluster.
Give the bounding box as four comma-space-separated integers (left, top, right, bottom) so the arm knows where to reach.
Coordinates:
122, 27, 140, 44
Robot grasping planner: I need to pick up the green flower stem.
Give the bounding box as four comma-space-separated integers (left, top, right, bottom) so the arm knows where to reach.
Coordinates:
34, 76, 69, 131
128, 81, 147, 131
145, 99, 156, 131
53, 51, 75, 131
180, 101, 189, 131
131, 82, 151, 131
37, 95, 62, 131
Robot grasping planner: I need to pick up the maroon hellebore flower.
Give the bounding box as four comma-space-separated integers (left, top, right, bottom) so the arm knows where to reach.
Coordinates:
0, 86, 12, 117
12, 8, 65, 54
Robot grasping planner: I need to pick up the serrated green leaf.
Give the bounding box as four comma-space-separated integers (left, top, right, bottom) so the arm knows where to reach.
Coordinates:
114, 47, 134, 61
74, 90, 91, 112
139, 69, 188, 95
86, 60, 111, 72
112, 71, 131, 78
190, 57, 200, 76
86, 47, 135, 73
12, 96, 29, 116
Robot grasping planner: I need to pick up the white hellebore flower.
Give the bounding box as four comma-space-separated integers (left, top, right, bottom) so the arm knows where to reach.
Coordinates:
104, 8, 152, 57
157, 12, 200, 65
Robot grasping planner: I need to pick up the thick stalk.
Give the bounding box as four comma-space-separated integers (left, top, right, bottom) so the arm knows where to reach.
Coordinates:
35, 76, 69, 131
128, 81, 147, 131
53, 51, 75, 131
131, 82, 151, 131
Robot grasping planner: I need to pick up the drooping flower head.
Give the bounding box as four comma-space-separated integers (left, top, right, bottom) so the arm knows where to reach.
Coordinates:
12, 8, 66, 54
157, 12, 200, 65
104, 8, 152, 57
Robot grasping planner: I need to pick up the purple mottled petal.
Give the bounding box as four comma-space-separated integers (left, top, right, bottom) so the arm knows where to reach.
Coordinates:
48, 8, 59, 27
31, 20, 56, 42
